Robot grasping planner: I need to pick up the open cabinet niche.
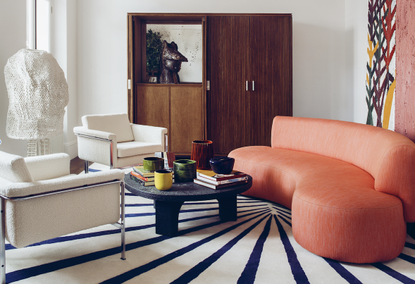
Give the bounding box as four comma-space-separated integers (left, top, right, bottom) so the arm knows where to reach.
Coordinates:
127, 14, 207, 155
146, 24, 203, 83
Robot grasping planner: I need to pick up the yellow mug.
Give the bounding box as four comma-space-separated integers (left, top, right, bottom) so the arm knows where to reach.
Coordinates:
155, 169, 173, 190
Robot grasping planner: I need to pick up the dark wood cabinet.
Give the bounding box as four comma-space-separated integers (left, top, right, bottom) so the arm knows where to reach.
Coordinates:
207, 15, 292, 155
128, 13, 292, 156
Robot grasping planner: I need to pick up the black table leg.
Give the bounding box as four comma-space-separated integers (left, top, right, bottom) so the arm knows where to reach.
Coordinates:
154, 200, 184, 236
217, 195, 237, 221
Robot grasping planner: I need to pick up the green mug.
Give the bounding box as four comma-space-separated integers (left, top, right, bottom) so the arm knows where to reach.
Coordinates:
173, 159, 197, 183
143, 157, 164, 172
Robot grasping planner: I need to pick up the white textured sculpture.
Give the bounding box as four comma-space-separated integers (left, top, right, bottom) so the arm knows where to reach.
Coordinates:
4, 49, 69, 140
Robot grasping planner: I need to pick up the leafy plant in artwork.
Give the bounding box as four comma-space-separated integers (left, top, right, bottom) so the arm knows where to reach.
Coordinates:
366, 0, 396, 129
146, 29, 163, 75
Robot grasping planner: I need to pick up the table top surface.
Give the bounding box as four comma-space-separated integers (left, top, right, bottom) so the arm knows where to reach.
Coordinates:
124, 173, 252, 202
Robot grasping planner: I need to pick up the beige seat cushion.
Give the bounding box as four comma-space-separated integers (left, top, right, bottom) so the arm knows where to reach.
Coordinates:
117, 141, 163, 158
82, 113, 134, 142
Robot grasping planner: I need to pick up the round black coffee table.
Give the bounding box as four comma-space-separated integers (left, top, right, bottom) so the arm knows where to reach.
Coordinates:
124, 173, 252, 237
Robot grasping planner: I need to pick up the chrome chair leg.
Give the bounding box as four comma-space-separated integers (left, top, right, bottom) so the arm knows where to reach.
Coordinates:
120, 181, 126, 260
84, 160, 89, 174
1, 198, 6, 284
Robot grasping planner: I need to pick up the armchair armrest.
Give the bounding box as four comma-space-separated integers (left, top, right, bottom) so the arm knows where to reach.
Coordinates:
24, 153, 70, 181
131, 124, 167, 144
0, 170, 125, 199
74, 127, 118, 165
73, 126, 116, 142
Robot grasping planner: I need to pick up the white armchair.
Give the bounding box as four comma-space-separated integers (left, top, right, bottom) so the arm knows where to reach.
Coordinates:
74, 113, 168, 172
0, 151, 126, 284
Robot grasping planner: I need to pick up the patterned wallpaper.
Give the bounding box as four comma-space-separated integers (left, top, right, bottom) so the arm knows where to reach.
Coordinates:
366, 0, 396, 130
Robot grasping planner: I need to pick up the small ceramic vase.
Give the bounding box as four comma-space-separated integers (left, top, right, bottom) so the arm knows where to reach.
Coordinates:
191, 140, 214, 170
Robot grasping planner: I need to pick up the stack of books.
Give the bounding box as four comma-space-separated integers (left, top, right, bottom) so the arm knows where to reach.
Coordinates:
194, 170, 248, 189
130, 166, 155, 186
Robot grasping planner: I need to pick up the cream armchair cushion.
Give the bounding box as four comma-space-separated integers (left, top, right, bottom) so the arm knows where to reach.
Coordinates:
24, 152, 70, 181
81, 113, 134, 142
74, 113, 168, 169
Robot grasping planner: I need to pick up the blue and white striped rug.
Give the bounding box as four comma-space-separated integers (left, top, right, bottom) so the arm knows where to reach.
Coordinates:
5, 165, 415, 283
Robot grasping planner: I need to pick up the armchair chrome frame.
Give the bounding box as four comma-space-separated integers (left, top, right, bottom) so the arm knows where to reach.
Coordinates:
0, 180, 126, 284
77, 133, 169, 173
76, 133, 114, 173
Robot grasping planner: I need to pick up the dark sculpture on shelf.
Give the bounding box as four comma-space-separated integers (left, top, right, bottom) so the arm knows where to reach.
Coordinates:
159, 40, 188, 84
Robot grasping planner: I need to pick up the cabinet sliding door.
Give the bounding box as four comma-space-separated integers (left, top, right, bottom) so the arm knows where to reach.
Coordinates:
207, 16, 250, 155
248, 15, 293, 146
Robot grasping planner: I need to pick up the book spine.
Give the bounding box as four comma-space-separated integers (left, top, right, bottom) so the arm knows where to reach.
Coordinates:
132, 167, 153, 178
197, 175, 248, 185
216, 176, 248, 185
131, 171, 154, 181
130, 174, 154, 186
194, 178, 248, 189
196, 172, 247, 182
193, 179, 216, 189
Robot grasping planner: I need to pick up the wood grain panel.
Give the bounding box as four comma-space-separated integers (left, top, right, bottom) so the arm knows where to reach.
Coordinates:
207, 16, 250, 155
135, 85, 170, 129
248, 15, 293, 146
170, 86, 204, 154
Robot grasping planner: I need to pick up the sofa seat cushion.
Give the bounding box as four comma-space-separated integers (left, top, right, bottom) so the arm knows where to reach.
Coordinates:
293, 180, 406, 263
292, 160, 406, 263
117, 141, 163, 158
230, 146, 379, 208
230, 146, 407, 263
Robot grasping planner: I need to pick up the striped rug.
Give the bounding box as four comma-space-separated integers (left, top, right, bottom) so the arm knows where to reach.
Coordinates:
5, 166, 415, 283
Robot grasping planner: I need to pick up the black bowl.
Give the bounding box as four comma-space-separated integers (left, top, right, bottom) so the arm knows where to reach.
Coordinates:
209, 156, 235, 174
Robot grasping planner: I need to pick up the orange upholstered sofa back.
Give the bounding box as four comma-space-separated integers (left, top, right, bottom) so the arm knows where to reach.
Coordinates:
271, 116, 415, 222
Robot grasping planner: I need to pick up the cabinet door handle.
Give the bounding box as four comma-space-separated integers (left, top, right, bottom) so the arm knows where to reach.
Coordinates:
246, 81, 249, 91
252, 81, 255, 91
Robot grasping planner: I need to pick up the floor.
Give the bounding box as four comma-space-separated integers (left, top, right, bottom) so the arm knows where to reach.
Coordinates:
70, 157, 89, 174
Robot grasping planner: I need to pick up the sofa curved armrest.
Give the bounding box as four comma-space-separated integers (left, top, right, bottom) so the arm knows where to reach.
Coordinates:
0, 170, 125, 199
73, 126, 116, 142
131, 124, 167, 144
24, 153, 70, 181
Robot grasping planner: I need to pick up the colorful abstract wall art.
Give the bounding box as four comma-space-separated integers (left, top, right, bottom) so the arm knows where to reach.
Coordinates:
366, 0, 396, 129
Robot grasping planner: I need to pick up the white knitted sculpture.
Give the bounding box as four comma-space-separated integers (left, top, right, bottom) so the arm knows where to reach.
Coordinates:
4, 49, 69, 155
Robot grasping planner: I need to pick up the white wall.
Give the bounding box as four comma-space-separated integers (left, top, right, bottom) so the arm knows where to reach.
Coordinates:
346, 0, 376, 125
0, 0, 27, 156
51, 0, 78, 158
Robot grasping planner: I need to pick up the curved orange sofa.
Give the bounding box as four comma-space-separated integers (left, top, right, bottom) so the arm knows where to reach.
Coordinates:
229, 116, 415, 263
